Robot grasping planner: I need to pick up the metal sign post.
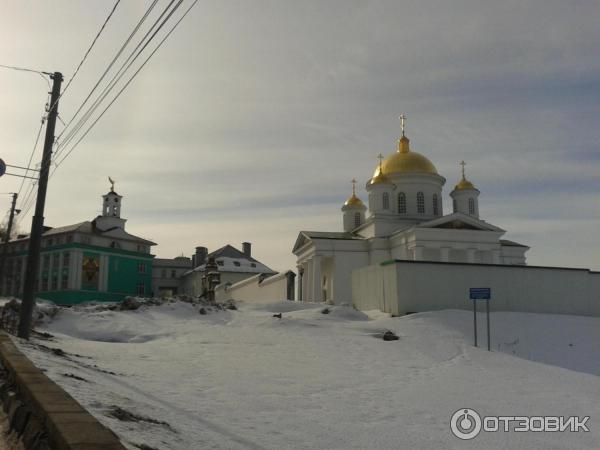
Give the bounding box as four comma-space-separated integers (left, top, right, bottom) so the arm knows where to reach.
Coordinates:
469, 288, 491, 351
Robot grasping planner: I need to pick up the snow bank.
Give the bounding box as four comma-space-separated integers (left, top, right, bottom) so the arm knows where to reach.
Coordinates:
10, 300, 600, 450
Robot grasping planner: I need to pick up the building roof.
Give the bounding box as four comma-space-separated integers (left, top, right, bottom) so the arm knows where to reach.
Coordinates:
154, 257, 193, 268
208, 244, 258, 263
292, 231, 365, 254
500, 239, 530, 248
9, 220, 155, 246
185, 244, 276, 276
300, 231, 363, 240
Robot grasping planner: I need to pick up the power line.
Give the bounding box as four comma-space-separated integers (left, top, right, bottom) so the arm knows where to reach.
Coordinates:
53, 0, 160, 159
0, 63, 50, 75
16, 118, 45, 199
52, 0, 198, 173
55, 0, 122, 105
54, 0, 173, 160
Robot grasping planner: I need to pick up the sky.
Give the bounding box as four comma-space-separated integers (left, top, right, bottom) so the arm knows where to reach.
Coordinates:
1, 0, 599, 272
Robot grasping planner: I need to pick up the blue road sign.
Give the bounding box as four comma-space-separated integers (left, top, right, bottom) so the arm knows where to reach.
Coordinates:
0, 159, 5, 177
469, 287, 491, 300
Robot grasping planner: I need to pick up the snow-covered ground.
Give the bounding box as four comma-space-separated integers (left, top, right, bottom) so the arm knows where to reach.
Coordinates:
8, 299, 600, 450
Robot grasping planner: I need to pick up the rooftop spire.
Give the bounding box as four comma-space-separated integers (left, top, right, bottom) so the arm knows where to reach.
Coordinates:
399, 114, 406, 137
397, 114, 410, 153
377, 153, 384, 172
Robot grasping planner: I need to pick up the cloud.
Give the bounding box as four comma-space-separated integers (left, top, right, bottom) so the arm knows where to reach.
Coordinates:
2, 0, 600, 271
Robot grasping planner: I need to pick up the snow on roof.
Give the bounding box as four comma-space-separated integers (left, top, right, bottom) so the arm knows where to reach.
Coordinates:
190, 256, 276, 275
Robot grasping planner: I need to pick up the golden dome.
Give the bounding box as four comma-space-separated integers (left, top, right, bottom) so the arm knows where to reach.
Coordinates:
454, 178, 476, 190
344, 193, 364, 207
344, 178, 365, 207
370, 153, 393, 185
453, 160, 477, 190
372, 136, 438, 178
370, 171, 392, 185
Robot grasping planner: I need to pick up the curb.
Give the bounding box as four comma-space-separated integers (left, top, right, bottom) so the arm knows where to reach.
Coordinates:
0, 331, 126, 450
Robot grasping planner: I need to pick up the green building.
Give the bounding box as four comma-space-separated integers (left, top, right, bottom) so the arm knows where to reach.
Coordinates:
0, 186, 155, 305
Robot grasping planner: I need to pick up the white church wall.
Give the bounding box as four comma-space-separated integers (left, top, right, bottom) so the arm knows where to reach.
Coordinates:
352, 261, 600, 317
352, 263, 399, 315
331, 251, 370, 304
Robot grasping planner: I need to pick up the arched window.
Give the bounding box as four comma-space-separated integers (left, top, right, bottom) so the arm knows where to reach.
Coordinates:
398, 192, 406, 214
417, 192, 425, 214
469, 198, 475, 215
382, 192, 390, 210
433, 194, 439, 216
354, 212, 361, 228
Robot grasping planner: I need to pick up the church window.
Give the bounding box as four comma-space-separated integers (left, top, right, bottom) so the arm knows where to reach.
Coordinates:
417, 192, 425, 214
398, 193, 406, 214
251, 263, 256, 268
469, 198, 475, 215
382, 192, 390, 210
114, 198, 118, 203
453, 199, 457, 212
217, 260, 224, 266
171, 269, 177, 277
433, 194, 439, 215
136, 282, 145, 296
138, 262, 146, 274
354, 212, 361, 228
233, 261, 241, 267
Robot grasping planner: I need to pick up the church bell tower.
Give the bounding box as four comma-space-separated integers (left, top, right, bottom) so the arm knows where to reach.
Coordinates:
95, 177, 127, 231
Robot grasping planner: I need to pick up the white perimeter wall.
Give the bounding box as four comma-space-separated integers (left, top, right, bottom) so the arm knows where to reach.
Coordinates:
215, 272, 291, 303
352, 261, 600, 317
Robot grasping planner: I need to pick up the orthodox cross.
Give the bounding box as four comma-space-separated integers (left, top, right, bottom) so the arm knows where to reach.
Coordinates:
377, 153, 384, 171
351, 178, 357, 195
399, 114, 407, 136
460, 160, 466, 179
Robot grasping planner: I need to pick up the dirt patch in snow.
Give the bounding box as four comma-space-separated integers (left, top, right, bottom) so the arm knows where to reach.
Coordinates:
107, 406, 175, 431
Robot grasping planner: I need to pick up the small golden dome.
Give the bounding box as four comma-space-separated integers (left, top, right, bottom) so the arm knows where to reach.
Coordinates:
370, 172, 392, 185
454, 178, 476, 190
344, 193, 364, 207
344, 178, 365, 207
454, 160, 477, 190
372, 136, 438, 178
370, 153, 393, 185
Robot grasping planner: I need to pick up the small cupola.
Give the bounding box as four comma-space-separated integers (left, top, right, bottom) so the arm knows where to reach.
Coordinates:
102, 176, 122, 218
95, 177, 127, 231
342, 179, 366, 232
450, 161, 480, 218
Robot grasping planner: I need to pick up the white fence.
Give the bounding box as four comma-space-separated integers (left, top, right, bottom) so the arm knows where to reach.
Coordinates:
215, 271, 295, 303
352, 260, 600, 317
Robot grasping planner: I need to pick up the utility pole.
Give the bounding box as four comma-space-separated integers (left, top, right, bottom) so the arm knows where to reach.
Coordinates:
18, 72, 62, 339
0, 192, 19, 291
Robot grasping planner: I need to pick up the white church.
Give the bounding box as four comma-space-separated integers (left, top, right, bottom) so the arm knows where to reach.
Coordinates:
293, 119, 530, 305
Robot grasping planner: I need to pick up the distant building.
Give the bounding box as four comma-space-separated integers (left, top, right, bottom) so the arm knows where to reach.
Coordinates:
180, 242, 277, 297
0, 183, 155, 304
152, 256, 192, 297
